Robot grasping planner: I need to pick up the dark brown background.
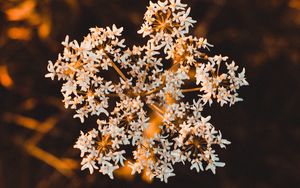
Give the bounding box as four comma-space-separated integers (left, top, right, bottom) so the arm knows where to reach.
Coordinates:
0, 0, 299, 187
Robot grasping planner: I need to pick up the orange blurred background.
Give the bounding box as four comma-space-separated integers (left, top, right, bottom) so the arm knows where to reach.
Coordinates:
0, 0, 299, 187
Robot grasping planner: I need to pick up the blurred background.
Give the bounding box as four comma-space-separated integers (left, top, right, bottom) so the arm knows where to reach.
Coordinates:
0, 0, 299, 187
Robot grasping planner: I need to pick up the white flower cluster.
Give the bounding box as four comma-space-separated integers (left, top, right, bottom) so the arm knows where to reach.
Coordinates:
46, 0, 248, 183
196, 55, 248, 106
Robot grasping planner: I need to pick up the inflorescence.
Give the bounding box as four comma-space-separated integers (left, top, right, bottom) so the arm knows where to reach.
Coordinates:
46, 0, 248, 183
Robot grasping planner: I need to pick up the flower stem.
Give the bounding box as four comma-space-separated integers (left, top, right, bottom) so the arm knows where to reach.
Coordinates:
181, 87, 201, 93
110, 60, 128, 81
149, 104, 164, 118
142, 87, 161, 96
105, 93, 120, 97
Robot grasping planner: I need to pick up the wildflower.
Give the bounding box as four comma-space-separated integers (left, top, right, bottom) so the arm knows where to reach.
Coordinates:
46, 0, 248, 183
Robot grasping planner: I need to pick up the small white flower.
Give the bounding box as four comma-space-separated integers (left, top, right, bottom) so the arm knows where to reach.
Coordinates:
81, 155, 99, 174
45, 61, 56, 80
99, 163, 119, 179
190, 158, 204, 172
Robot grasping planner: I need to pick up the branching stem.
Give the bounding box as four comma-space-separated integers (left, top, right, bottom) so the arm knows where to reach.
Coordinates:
110, 60, 128, 81
181, 87, 201, 93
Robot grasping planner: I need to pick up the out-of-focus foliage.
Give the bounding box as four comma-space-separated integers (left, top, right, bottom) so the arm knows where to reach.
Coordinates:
0, 0, 299, 188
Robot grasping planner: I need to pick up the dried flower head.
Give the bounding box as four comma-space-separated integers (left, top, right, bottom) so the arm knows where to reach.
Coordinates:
46, 0, 248, 183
